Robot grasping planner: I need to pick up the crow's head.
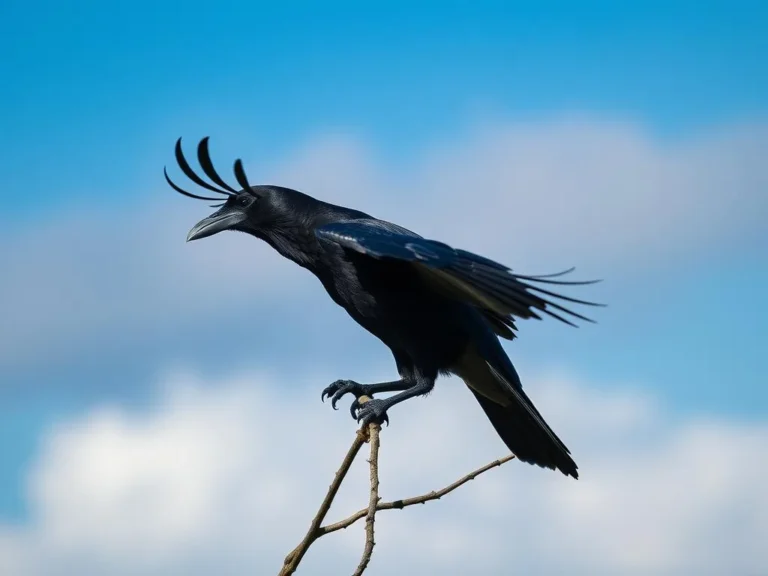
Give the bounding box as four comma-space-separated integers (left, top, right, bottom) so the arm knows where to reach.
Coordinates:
164, 137, 307, 243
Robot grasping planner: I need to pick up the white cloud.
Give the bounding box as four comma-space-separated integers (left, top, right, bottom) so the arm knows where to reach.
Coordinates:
1, 368, 766, 575
1, 116, 766, 368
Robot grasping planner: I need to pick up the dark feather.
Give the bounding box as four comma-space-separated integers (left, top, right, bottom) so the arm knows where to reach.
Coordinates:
163, 167, 224, 201
315, 220, 604, 328
173, 138, 232, 196
233, 159, 252, 193
196, 137, 240, 194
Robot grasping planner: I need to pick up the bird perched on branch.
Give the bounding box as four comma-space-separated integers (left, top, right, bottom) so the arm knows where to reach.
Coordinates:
166, 137, 604, 479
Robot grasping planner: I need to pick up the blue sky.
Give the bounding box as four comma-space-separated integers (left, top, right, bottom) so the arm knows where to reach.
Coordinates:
3, 0, 767, 217
1, 2, 767, 573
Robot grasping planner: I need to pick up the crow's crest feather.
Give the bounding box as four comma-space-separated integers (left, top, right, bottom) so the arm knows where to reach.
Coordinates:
164, 137, 254, 207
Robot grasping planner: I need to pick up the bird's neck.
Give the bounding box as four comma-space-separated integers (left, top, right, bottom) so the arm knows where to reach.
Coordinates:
261, 227, 323, 271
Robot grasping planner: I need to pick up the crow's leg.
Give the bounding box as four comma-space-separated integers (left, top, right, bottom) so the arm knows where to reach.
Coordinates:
350, 375, 435, 427
321, 379, 412, 410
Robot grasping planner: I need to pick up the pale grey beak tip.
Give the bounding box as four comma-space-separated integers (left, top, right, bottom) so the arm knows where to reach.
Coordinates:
185, 211, 247, 244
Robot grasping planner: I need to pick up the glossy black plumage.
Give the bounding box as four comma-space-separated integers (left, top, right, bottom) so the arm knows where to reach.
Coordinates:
167, 137, 605, 479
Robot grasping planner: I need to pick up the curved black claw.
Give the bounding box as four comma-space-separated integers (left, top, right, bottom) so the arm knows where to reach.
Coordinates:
320, 380, 368, 410
351, 398, 390, 428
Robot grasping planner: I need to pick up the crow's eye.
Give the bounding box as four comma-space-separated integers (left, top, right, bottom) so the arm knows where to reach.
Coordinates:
237, 195, 250, 207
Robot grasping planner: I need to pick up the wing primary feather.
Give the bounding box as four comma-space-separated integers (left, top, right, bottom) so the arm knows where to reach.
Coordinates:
522, 266, 576, 278
471, 267, 598, 322
468, 264, 604, 309
520, 282, 606, 308
513, 275, 603, 286
513, 267, 600, 284
455, 264, 596, 325
483, 311, 517, 340
457, 271, 547, 318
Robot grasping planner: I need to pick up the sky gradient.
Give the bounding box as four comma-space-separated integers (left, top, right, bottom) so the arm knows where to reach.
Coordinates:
1, 1, 767, 574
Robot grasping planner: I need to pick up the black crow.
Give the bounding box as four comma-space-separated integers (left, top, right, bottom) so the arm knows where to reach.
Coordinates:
166, 137, 604, 479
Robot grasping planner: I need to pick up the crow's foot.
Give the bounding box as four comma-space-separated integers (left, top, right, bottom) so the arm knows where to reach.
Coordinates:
320, 379, 369, 410
350, 397, 390, 428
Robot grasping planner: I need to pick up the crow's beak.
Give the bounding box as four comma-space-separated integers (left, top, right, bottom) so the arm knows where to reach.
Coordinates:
186, 211, 247, 242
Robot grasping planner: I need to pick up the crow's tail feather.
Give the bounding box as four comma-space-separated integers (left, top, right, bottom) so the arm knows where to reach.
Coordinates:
470, 385, 579, 479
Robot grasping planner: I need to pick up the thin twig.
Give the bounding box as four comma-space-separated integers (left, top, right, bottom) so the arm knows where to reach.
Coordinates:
352, 422, 381, 576
279, 425, 368, 575
320, 453, 516, 537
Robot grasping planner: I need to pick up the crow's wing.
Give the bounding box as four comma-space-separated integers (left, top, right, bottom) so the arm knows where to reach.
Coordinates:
315, 219, 603, 339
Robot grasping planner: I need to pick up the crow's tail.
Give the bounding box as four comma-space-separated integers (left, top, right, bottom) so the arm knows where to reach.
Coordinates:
469, 380, 578, 478
457, 345, 579, 479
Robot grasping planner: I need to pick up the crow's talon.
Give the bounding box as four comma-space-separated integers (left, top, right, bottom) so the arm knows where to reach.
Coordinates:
321, 380, 368, 410
349, 397, 358, 418
352, 398, 390, 428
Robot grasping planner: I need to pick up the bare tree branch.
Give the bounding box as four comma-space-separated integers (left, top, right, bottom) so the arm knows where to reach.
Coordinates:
278, 393, 516, 575
278, 424, 368, 575
352, 421, 381, 576
320, 453, 516, 537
